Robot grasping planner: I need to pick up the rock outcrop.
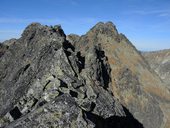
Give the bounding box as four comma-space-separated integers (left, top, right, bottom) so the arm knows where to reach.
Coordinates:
0, 22, 170, 128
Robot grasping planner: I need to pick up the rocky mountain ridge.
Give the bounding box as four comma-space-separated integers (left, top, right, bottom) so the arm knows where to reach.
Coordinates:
0, 22, 170, 128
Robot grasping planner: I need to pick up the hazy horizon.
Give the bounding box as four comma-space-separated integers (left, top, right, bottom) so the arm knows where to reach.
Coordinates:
1, 0, 170, 51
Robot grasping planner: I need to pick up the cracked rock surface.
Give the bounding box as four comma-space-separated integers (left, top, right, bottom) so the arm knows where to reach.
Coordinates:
0, 22, 169, 128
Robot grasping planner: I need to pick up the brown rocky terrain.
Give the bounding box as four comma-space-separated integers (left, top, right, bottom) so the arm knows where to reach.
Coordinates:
143, 50, 170, 128
143, 49, 170, 88
0, 22, 170, 128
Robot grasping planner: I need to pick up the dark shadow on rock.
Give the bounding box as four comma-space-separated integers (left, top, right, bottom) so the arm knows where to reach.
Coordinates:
76, 51, 85, 73
63, 41, 75, 52
95, 46, 111, 89
83, 106, 144, 128
9, 106, 22, 120
69, 90, 78, 98
59, 79, 68, 88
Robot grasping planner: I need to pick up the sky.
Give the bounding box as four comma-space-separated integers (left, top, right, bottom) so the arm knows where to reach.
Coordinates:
0, 0, 170, 51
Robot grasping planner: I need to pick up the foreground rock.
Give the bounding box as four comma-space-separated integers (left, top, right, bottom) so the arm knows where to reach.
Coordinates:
0, 22, 169, 128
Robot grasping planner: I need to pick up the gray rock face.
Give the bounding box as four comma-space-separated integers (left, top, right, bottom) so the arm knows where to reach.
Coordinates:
6, 94, 95, 128
66, 34, 80, 47
0, 22, 145, 128
0, 21, 168, 128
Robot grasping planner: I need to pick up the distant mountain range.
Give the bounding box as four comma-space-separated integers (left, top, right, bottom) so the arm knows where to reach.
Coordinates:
0, 22, 170, 128
143, 49, 170, 88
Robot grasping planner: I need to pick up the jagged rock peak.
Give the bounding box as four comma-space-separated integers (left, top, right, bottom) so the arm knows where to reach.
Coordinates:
21, 22, 66, 41
88, 21, 119, 36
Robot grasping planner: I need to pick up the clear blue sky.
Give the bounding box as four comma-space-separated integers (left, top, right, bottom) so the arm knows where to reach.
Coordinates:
0, 0, 170, 51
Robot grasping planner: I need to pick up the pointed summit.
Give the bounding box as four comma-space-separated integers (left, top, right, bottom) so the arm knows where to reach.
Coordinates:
75, 21, 120, 53
89, 21, 119, 37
